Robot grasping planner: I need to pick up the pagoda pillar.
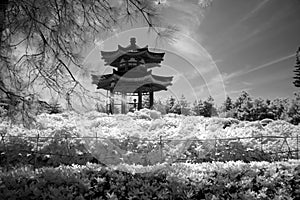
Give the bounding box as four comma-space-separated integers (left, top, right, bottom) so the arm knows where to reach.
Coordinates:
121, 92, 126, 114
138, 91, 142, 110
110, 90, 114, 114
149, 91, 154, 109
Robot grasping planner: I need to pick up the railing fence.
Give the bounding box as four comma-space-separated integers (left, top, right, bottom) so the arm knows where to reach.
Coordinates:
0, 133, 299, 171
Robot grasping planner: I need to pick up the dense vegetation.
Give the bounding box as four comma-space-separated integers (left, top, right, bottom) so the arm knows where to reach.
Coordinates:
1, 110, 299, 168
151, 91, 300, 125
0, 108, 299, 199
1, 161, 300, 199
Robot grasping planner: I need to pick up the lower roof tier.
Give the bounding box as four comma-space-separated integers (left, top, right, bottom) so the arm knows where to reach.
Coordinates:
91, 73, 173, 93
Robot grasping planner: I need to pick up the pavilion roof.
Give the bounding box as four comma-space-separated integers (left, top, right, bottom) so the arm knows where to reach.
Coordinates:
91, 72, 173, 93
101, 38, 164, 67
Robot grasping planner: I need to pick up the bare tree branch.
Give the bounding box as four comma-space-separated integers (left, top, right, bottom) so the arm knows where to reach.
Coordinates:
0, 0, 212, 124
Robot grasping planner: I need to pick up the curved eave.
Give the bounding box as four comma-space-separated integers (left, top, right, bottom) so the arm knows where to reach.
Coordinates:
145, 63, 161, 69
114, 74, 173, 86
91, 73, 173, 92
112, 69, 152, 77
109, 83, 169, 93
91, 74, 114, 84
101, 50, 165, 67
136, 84, 168, 92
152, 74, 173, 82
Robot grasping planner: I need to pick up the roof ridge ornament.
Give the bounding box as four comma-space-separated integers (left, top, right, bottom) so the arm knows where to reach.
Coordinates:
127, 37, 139, 51
130, 37, 136, 45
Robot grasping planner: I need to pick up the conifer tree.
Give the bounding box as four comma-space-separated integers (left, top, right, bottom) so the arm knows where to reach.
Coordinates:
193, 99, 206, 116
179, 94, 191, 115
219, 96, 235, 118
293, 47, 300, 88
288, 92, 300, 125
223, 96, 233, 112
142, 95, 150, 109
166, 96, 176, 113
203, 95, 218, 117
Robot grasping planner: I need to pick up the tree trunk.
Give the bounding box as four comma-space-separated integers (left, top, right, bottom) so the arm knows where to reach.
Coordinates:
0, 0, 9, 42
0, 0, 9, 96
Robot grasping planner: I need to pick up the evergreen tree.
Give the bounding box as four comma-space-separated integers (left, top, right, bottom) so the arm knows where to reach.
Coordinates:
192, 100, 198, 115
203, 96, 218, 117
166, 96, 176, 113
142, 95, 150, 109
153, 99, 167, 115
288, 92, 300, 125
234, 91, 253, 120
269, 98, 289, 120
238, 100, 253, 121
234, 91, 251, 109
223, 96, 233, 112
178, 94, 191, 115
293, 47, 300, 88
170, 100, 182, 114
252, 98, 268, 120
219, 96, 235, 118
192, 100, 206, 116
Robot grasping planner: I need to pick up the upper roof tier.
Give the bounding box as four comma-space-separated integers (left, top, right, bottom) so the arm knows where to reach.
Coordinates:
101, 38, 165, 68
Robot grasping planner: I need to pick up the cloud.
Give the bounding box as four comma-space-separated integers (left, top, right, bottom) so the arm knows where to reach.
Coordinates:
221, 67, 251, 83
247, 70, 291, 87
171, 33, 215, 65
160, 0, 206, 37
194, 72, 226, 100
238, 0, 270, 23
246, 53, 295, 74
242, 81, 253, 86
172, 37, 202, 58
225, 87, 253, 96
220, 53, 295, 84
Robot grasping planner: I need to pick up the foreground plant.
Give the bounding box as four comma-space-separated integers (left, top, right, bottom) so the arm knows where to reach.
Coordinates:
1, 160, 300, 199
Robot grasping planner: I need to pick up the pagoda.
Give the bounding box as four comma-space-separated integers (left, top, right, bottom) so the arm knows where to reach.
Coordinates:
92, 38, 173, 114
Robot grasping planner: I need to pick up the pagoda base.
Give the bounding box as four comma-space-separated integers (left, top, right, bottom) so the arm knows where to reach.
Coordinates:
105, 91, 153, 114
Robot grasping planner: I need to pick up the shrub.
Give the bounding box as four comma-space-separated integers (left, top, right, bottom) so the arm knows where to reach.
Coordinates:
149, 110, 161, 120
1, 161, 300, 200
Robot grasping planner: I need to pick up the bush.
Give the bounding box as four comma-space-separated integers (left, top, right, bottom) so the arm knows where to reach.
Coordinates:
1, 112, 299, 167
1, 161, 300, 200
149, 110, 161, 120
133, 108, 161, 120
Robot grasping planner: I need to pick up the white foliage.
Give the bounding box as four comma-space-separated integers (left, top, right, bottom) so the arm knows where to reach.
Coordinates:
1, 111, 300, 166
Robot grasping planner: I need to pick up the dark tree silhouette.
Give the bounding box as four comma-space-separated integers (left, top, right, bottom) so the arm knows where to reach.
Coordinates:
193, 99, 205, 116
0, 0, 212, 125
0, 1, 168, 100
293, 47, 300, 88
222, 96, 233, 112
0, 0, 179, 126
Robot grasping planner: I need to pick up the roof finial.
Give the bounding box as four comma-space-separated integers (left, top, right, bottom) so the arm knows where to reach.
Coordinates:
130, 37, 136, 45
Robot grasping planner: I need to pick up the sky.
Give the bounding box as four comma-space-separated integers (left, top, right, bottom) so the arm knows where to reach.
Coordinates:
198, 0, 300, 102
80, 0, 300, 106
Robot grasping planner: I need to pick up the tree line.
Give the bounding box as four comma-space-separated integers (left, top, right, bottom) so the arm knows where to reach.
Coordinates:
152, 91, 300, 125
